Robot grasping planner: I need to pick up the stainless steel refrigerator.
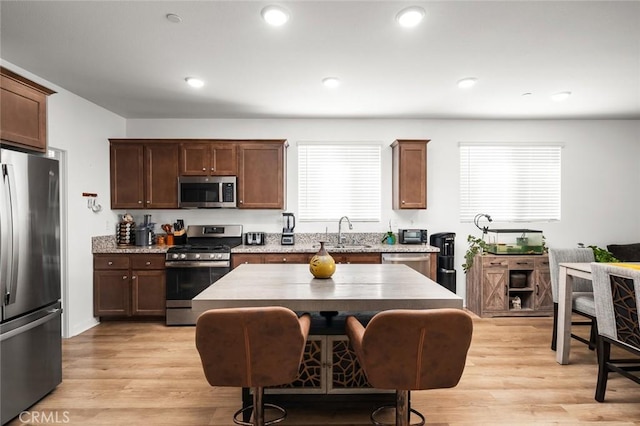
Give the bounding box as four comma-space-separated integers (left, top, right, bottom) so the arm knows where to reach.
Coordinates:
1, 147, 62, 425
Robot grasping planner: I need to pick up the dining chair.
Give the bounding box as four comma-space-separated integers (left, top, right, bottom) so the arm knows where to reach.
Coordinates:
549, 248, 597, 350
345, 308, 473, 426
590, 263, 640, 402
195, 306, 311, 425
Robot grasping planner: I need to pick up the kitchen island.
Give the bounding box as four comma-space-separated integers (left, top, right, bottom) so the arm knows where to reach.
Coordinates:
192, 263, 461, 313
193, 263, 462, 410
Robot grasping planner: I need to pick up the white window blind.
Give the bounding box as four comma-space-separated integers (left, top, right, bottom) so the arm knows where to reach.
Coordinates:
459, 143, 562, 222
298, 142, 381, 221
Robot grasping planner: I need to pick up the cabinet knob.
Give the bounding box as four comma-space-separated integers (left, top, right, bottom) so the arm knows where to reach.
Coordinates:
239, 200, 243, 204
202, 167, 206, 171
138, 200, 142, 204
132, 276, 137, 280
108, 261, 113, 265
402, 200, 405, 204
146, 261, 151, 265
146, 200, 150, 204
122, 275, 127, 280
211, 167, 215, 171
283, 258, 287, 262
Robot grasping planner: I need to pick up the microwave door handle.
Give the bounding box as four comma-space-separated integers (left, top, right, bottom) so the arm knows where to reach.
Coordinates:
1, 164, 19, 305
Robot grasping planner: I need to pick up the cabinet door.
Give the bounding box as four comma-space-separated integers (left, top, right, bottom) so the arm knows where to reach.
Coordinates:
131, 270, 166, 316
534, 258, 553, 311
392, 140, 428, 209
179, 143, 211, 175
482, 268, 508, 312
94, 271, 130, 316
110, 143, 144, 209
211, 143, 237, 175
0, 69, 54, 152
237, 142, 286, 209
145, 143, 179, 208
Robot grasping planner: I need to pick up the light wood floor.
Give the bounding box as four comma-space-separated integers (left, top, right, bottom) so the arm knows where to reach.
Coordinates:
8, 315, 640, 425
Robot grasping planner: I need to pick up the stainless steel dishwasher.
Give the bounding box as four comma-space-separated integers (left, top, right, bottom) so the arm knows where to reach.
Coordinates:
381, 252, 431, 278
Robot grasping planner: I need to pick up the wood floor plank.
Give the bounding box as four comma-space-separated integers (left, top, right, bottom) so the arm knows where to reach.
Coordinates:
6, 316, 639, 425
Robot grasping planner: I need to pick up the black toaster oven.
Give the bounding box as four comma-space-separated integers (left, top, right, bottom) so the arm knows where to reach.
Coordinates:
398, 229, 428, 244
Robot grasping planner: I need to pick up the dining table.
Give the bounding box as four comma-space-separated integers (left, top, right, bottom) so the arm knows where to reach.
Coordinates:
556, 262, 593, 365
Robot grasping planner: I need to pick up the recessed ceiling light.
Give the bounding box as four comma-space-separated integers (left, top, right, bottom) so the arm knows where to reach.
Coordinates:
261, 5, 290, 26
166, 13, 182, 23
551, 91, 571, 102
396, 6, 425, 28
185, 77, 204, 88
322, 77, 340, 88
457, 78, 478, 89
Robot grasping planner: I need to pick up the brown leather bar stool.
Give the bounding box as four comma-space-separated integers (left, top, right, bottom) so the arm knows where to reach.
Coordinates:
346, 309, 473, 426
196, 306, 311, 426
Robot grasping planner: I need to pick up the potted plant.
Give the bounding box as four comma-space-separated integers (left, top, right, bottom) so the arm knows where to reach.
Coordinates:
463, 235, 488, 273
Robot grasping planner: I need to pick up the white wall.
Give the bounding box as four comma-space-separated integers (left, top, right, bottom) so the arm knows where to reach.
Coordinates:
1, 61, 126, 336
127, 118, 640, 301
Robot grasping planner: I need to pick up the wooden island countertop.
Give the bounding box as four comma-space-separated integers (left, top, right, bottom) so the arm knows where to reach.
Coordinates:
192, 263, 462, 314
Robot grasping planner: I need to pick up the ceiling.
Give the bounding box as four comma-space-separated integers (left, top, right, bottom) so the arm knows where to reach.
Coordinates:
1, 1, 639, 120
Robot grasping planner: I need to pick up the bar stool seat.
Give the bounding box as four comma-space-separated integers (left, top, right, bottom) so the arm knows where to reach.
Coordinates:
346, 308, 473, 426
196, 306, 311, 426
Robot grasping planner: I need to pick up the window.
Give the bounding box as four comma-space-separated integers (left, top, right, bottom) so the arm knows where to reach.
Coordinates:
459, 142, 562, 222
298, 142, 381, 221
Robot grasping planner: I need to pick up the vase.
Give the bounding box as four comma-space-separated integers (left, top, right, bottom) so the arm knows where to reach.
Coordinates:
309, 241, 336, 279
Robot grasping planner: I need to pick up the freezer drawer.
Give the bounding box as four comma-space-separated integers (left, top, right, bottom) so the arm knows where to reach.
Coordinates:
1, 302, 62, 425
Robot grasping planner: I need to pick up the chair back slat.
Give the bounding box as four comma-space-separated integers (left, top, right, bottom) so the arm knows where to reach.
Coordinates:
591, 263, 640, 350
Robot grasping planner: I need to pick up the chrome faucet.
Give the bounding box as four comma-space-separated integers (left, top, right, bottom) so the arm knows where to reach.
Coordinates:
338, 216, 353, 246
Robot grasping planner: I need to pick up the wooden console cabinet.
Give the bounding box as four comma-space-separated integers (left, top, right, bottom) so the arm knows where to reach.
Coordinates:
94, 254, 166, 318
0, 67, 55, 152
391, 139, 429, 209
466, 254, 552, 317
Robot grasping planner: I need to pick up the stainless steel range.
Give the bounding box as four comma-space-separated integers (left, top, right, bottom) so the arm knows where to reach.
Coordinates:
165, 224, 242, 325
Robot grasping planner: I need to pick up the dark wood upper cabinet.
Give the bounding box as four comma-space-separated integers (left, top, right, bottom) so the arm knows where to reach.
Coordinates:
0, 67, 55, 153
110, 140, 179, 209
391, 139, 429, 209
179, 142, 237, 176
237, 140, 287, 209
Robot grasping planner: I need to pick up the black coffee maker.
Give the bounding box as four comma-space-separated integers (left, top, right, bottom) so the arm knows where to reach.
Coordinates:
281, 212, 295, 245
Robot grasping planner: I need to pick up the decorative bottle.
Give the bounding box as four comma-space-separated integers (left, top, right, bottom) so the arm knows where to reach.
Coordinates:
309, 241, 336, 279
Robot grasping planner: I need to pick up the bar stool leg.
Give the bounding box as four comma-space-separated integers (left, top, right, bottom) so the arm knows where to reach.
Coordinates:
396, 390, 409, 426
254, 387, 265, 426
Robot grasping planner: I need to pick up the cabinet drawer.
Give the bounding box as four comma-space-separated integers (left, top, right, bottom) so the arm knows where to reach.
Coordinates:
482, 257, 508, 268
263, 253, 309, 264
94, 255, 129, 270
130, 255, 165, 270
508, 258, 535, 270
535, 257, 550, 269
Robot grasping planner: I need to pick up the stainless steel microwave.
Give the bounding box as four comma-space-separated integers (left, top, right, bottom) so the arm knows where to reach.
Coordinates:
178, 176, 237, 208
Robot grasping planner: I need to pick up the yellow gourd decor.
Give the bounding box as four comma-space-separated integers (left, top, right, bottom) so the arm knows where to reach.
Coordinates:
309, 241, 336, 278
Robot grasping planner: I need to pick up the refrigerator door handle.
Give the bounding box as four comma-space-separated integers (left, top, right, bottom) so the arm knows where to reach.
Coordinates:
1, 164, 19, 306
0, 308, 62, 342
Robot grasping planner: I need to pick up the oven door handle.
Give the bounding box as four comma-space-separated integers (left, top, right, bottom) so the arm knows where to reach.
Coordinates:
165, 261, 230, 268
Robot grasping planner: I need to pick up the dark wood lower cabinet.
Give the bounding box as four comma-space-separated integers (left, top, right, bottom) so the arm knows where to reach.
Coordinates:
94, 254, 165, 318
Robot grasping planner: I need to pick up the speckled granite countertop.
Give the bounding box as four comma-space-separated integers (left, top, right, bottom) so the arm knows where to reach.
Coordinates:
92, 233, 439, 254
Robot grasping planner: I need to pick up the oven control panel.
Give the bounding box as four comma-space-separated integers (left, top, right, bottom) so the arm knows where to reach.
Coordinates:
167, 252, 230, 261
